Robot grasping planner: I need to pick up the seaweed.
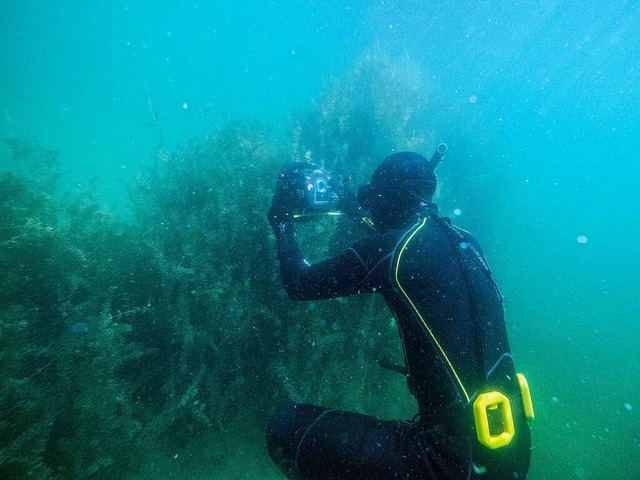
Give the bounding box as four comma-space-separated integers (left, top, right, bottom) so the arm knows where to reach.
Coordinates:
292, 50, 432, 185
1, 51, 433, 478
0, 145, 147, 479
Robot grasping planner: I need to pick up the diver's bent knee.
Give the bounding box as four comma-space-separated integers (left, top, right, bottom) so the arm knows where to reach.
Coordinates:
266, 404, 296, 454
266, 403, 299, 476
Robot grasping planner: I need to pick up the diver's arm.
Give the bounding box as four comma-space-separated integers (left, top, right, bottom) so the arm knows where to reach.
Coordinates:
272, 221, 369, 301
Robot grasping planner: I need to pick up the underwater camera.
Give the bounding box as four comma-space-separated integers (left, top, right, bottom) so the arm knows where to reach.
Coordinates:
299, 167, 336, 210
276, 163, 347, 221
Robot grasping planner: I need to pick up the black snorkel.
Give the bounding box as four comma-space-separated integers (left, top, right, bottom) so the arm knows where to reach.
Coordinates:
428, 143, 448, 170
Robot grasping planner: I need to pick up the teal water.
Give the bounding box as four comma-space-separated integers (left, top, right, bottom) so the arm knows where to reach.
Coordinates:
1, 1, 639, 479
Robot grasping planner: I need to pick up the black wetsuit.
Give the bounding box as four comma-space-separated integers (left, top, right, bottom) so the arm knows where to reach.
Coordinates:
267, 205, 531, 479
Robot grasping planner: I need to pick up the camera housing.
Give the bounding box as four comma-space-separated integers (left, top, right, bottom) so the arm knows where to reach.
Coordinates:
293, 167, 340, 216
274, 161, 354, 221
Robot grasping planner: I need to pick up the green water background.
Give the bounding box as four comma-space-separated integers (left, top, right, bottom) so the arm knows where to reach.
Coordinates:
1, 1, 639, 478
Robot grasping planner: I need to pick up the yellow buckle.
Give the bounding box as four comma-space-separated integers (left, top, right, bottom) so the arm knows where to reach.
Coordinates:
473, 391, 515, 450
517, 373, 535, 421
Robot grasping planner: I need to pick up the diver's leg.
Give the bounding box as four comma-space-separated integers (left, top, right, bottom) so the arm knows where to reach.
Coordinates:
266, 403, 463, 479
266, 403, 331, 478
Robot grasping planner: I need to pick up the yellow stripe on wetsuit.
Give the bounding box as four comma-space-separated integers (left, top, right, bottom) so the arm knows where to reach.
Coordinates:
393, 217, 470, 403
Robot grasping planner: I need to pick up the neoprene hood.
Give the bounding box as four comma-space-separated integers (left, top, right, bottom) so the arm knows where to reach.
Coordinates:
358, 151, 437, 230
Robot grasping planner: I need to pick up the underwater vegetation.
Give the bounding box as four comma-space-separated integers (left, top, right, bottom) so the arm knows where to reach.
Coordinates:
1, 52, 435, 478
293, 51, 432, 184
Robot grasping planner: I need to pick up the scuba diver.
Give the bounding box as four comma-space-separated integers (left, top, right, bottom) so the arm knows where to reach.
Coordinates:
266, 147, 533, 479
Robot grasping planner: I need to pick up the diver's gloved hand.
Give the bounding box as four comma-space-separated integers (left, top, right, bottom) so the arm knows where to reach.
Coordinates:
336, 186, 361, 218
267, 162, 308, 228
268, 195, 294, 228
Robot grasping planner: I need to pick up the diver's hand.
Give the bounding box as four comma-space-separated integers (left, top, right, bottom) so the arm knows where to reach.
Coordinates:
268, 162, 308, 228
336, 187, 361, 218
267, 197, 294, 228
